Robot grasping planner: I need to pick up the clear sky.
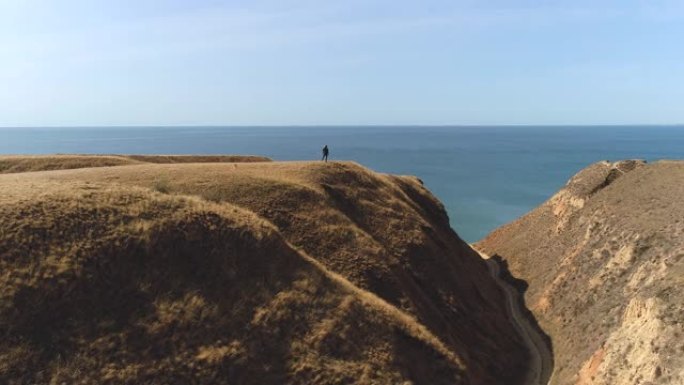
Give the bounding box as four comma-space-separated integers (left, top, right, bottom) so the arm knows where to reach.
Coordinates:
1, 0, 683, 126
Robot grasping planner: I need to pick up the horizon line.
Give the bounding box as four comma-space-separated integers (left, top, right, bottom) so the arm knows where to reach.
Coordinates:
2, 123, 684, 129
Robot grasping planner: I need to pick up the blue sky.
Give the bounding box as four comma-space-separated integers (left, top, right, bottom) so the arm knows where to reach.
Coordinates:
1, 0, 683, 126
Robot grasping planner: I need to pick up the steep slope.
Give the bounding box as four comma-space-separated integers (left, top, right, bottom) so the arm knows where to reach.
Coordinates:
0, 154, 270, 174
1, 159, 531, 384
479, 254, 554, 385
0, 181, 464, 384
478, 160, 684, 385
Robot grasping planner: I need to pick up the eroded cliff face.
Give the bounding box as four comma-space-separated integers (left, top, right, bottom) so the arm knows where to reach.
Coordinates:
478, 160, 684, 385
1, 159, 530, 384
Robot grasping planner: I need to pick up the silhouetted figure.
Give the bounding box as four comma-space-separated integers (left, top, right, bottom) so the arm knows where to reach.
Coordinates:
322, 145, 329, 162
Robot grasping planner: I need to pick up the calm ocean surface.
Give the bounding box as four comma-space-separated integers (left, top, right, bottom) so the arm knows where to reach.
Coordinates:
1, 126, 683, 241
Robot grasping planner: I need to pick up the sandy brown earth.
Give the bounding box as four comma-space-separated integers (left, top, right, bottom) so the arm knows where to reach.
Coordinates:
0, 158, 530, 384
478, 160, 684, 385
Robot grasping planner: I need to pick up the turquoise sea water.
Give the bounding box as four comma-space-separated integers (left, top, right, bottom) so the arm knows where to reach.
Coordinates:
1, 126, 682, 241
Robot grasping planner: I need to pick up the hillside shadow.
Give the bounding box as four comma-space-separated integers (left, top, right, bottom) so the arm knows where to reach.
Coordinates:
490, 254, 555, 384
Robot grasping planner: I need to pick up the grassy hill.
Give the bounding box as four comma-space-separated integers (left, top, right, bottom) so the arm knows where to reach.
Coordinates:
0, 154, 270, 174
478, 160, 684, 385
0, 157, 529, 384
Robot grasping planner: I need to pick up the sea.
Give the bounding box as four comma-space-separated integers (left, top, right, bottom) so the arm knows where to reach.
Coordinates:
1, 125, 682, 242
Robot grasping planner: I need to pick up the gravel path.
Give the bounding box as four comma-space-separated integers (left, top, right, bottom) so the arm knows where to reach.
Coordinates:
483, 254, 554, 385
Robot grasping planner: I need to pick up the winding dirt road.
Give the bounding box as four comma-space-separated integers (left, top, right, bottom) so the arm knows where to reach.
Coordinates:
478, 251, 554, 385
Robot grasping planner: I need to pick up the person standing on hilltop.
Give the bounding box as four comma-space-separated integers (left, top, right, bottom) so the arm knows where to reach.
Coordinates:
322, 145, 329, 162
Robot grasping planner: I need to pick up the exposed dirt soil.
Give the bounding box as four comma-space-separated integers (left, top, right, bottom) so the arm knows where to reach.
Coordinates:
478, 160, 684, 385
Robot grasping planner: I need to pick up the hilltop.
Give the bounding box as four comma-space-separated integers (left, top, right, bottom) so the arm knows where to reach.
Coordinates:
0, 157, 530, 384
0, 154, 271, 174
478, 160, 684, 385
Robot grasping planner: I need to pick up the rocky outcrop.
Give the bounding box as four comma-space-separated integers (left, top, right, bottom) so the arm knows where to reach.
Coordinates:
478, 160, 684, 385
548, 160, 645, 232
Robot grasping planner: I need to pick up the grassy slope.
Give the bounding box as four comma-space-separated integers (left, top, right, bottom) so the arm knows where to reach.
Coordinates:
477, 160, 684, 385
0, 155, 271, 174
0, 182, 463, 384
1, 158, 529, 384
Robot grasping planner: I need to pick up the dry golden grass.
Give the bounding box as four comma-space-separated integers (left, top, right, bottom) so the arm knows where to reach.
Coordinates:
1, 158, 530, 384
0, 181, 464, 384
0, 154, 271, 174
123, 155, 271, 164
